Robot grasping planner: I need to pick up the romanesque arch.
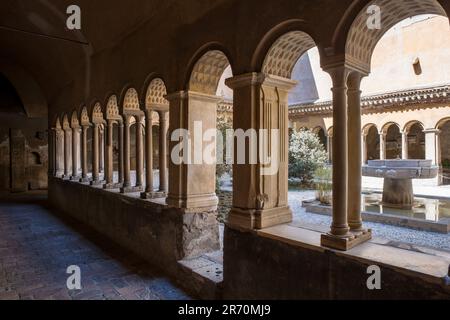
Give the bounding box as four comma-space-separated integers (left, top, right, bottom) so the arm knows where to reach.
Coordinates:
380, 122, 402, 159
345, 0, 448, 73
363, 124, 379, 162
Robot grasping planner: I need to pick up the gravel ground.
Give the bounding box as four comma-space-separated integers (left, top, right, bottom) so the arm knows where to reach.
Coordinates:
288, 191, 450, 252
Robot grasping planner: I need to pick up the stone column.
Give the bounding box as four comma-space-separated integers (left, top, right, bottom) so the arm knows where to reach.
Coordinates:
118, 122, 124, 185
91, 123, 101, 185
225, 73, 296, 230
362, 133, 368, 165
401, 131, 409, 159
379, 133, 387, 160
424, 129, 439, 165
71, 126, 81, 180
55, 129, 65, 177
159, 110, 169, 193
320, 66, 354, 250
436, 131, 443, 185
165, 91, 219, 209
144, 110, 154, 194
63, 128, 72, 179
80, 125, 89, 182
135, 116, 144, 189
104, 120, 114, 188
99, 127, 104, 174
120, 116, 132, 192
347, 71, 364, 233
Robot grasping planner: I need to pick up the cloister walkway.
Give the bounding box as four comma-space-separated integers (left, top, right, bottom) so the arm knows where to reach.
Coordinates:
0, 191, 190, 300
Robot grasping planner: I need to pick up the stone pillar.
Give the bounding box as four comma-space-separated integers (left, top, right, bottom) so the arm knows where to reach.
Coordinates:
424, 129, 439, 165
99, 127, 104, 174
401, 131, 409, 159
144, 110, 154, 194
90, 123, 101, 185
135, 116, 144, 189
165, 91, 219, 209
362, 133, 368, 165
71, 126, 81, 180
63, 128, 72, 179
159, 110, 169, 193
225, 73, 295, 230
118, 122, 124, 185
104, 120, 114, 188
436, 131, 443, 185
379, 133, 387, 160
347, 72, 364, 233
55, 129, 65, 177
80, 125, 89, 182
120, 116, 132, 192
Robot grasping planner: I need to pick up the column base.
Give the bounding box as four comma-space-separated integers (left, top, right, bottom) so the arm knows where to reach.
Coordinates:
141, 191, 166, 199
62, 175, 71, 180
79, 177, 91, 183
90, 180, 104, 186
227, 206, 293, 231
321, 229, 372, 251
103, 182, 123, 190
70, 175, 80, 181
166, 193, 218, 209
120, 185, 144, 194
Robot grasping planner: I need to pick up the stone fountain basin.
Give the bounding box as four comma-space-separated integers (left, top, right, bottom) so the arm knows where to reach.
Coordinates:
363, 160, 439, 179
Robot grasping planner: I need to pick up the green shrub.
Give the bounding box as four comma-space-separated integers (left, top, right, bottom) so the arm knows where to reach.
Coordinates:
289, 129, 328, 185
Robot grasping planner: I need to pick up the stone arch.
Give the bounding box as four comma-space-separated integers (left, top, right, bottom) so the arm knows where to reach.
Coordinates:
187, 49, 231, 95
362, 123, 377, 135
145, 78, 169, 109
62, 114, 71, 130
70, 110, 80, 129
105, 95, 122, 121
120, 87, 142, 115
261, 30, 316, 79
436, 117, 450, 129
91, 102, 104, 124
79, 106, 90, 126
345, 0, 447, 72
404, 120, 425, 133
380, 122, 400, 134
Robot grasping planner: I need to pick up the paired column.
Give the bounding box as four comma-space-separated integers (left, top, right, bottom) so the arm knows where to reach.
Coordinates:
401, 131, 409, 159
99, 127, 105, 175
63, 128, 72, 179
320, 67, 371, 251
104, 120, 115, 188
379, 132, 387, 160
90, 123, 101, 185
159, 110, 169, 193
121, 116, 131, 191
70, 126, 81, 180
225, 73, 295, 230
118, 122, 125, 185
424, 129, 440, 165
135, 116, 144, 189
347, 72, 364, 233
80, 125, 90, 182
361, 133, 368, 165
55, 129, 65, 177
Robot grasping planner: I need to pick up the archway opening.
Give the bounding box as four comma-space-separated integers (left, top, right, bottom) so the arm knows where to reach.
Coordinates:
385, 124, 402, 159
407, 123, 425, 159
366, 125, 380, 162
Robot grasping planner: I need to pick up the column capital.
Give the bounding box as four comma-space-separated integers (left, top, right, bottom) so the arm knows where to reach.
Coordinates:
423, 128, 440, 134
225, 72, 265, 89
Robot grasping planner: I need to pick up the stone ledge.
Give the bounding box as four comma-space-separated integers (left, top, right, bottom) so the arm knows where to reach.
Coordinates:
257, 224, 450, 283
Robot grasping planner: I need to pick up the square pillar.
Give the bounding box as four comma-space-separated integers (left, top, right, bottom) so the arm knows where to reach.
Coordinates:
225, 73, 296, 230
165, 91, 219, 209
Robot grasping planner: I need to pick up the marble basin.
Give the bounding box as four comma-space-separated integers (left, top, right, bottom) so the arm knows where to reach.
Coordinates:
362, 160, 439, 210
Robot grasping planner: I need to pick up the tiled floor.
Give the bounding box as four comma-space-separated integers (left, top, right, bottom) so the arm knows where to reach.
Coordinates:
0, 191, 190, 300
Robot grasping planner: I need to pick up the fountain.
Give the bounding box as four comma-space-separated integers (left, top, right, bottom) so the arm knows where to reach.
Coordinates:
362, 160, 439, 210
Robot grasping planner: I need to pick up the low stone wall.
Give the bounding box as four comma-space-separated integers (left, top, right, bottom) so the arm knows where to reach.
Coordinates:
48, 177, 220, 292
223, 226, 450, 300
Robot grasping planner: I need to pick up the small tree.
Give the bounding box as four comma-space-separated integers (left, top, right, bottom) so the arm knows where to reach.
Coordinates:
289, 129, 328, 185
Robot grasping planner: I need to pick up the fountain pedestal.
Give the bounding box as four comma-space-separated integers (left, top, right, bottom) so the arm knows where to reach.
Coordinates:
363, 160, 439, 209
